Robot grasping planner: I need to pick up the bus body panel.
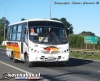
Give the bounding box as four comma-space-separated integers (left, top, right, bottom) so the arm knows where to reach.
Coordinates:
6, 41, 21, 59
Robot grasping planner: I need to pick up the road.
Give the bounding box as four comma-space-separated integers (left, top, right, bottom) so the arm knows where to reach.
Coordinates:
0, 49, 100, 81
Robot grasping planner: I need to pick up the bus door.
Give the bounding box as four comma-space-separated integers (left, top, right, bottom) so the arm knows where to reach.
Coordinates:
21, 23, 28, 56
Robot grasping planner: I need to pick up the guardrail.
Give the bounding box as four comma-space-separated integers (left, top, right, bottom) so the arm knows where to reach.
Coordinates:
70, 48, 100, 54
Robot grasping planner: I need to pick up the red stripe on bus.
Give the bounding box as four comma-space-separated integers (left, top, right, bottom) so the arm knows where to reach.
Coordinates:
7, 44, 19, 47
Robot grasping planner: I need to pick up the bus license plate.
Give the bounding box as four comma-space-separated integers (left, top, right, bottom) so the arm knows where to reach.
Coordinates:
46, 56, 55, 62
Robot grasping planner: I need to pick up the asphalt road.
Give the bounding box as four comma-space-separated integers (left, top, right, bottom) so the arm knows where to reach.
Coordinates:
0, 49, 100, 81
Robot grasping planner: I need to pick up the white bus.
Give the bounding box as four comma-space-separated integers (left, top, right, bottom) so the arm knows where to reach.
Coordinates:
6, 19, 70, 67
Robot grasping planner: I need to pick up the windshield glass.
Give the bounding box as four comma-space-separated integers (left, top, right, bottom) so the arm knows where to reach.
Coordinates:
29, 27, 68, 44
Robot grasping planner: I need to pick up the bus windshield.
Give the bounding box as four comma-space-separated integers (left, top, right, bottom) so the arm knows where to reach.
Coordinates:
29, 27, 68, 44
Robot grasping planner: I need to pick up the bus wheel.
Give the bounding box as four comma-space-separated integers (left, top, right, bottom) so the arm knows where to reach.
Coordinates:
10, 52, 13, 60
58, 62, 66, 67
25, 55, 32, 67
9, 56, 13, 60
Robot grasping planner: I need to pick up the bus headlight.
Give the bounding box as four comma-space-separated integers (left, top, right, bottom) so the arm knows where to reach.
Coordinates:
30, 48, 39, 53
62, 50, 67, 53
34, 50, 39, 53
64, 50, 67, 52
62, 49, 69, 53
29, 48, 33, 52
31, 48, 34, 51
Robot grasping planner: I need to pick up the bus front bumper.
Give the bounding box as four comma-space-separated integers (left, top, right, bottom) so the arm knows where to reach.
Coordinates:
28, 53, 70, 62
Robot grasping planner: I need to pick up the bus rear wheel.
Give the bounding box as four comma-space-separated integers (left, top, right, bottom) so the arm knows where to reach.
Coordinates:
25, 54, 33, 67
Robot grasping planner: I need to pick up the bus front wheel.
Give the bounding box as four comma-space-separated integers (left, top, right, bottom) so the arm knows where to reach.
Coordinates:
25, 55, 32, 67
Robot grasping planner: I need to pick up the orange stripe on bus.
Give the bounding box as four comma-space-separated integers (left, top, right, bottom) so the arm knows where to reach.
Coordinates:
6, 43, 20, 59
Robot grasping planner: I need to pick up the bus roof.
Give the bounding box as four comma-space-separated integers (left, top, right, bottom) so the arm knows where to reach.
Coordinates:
8, 18, 63, 26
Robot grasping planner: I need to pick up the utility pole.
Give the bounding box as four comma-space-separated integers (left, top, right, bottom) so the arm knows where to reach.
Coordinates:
0, 2, 13, 45
50, 0, 52, 19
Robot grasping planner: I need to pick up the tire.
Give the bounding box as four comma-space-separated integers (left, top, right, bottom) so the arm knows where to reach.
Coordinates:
9, 57, 13, 60
9, 53, 13, 60
25, 54, 33, 67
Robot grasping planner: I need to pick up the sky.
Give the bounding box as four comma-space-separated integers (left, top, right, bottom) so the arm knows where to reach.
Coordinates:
0, 0, 100, 36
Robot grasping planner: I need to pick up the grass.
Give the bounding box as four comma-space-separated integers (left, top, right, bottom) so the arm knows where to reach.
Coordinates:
70, 53, 100, 61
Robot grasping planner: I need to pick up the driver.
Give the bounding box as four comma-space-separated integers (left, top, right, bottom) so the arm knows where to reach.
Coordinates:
30, 28, 38, 40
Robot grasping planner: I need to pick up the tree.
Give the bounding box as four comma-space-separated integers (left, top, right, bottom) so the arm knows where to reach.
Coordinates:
51, 18, 74, 35
0, 24, 4, 36
51, 18, 59, 21
0, 24, 4, 44
21, 18, 26, 21
0, 17, 10, 43
0, 17, 10, 27
79, 31, 95, 36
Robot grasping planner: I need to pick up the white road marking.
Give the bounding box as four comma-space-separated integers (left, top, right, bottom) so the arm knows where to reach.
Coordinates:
98, 71, 100, 72
0, 60, 50, 81
0, 60, 31, 73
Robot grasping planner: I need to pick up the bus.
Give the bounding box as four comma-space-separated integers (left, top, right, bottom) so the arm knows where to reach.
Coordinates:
6, 18, 70, 67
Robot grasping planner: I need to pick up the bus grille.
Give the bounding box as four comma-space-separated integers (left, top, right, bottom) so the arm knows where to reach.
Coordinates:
41, 51, 60, 54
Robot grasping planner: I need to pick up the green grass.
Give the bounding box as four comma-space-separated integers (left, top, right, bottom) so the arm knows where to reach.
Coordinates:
0, 45, 6, 49
70, 53, 100, 61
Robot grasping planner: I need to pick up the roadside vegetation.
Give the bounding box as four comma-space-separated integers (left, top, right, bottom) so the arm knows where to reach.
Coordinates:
70, 53, 100, 61
68, 34, 100, 50
0, 45, 6, 48
68, 33, 100, 61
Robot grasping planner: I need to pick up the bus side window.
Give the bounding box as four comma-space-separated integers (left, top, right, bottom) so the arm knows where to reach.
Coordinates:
25, 29, 28, 43
7, 26, 11, 40
23, 24, 26, 34
22, 23, 28, 43
16, 25, 22, 40
10, 27, 12, 40
11, 25, 17, 41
